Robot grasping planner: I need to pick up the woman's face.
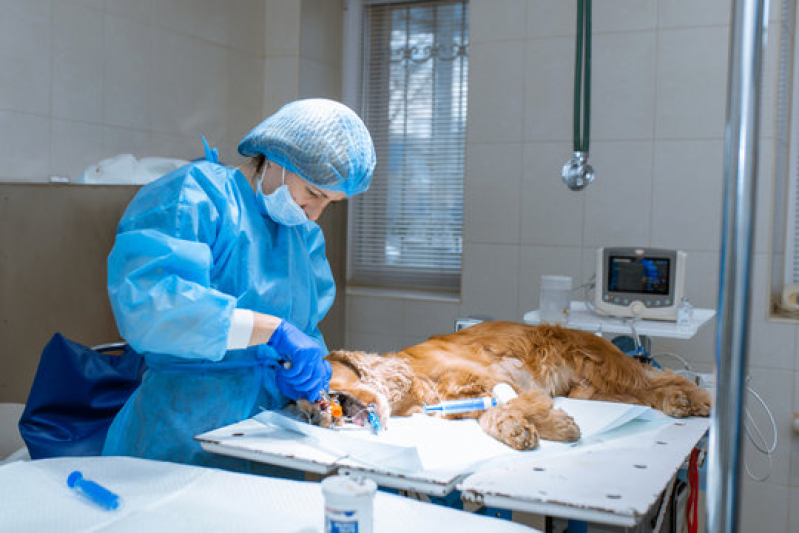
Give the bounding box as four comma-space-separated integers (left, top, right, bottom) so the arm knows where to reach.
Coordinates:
262, 161, 346, 222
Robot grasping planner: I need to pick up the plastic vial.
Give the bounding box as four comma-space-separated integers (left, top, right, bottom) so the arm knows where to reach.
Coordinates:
677, 297, 693, 329
322, 475, 377, 533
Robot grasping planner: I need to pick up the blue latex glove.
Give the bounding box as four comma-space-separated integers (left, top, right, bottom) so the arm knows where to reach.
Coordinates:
267, 320, 331, 402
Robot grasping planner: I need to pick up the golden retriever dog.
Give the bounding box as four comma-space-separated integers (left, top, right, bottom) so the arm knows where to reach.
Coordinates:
298, 321, 711, 450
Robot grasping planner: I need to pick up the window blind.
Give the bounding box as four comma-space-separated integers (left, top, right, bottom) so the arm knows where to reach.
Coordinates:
348, 0, 468, 292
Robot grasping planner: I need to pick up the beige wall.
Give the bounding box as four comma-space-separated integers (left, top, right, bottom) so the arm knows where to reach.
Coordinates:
0, 184, 139, 403
343, 0, 799, 531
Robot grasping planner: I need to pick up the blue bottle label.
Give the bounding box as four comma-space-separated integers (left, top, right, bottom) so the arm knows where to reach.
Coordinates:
326, 508, 358, 533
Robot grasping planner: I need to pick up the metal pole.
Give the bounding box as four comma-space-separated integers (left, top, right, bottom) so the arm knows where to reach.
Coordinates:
708, 0, 768, 531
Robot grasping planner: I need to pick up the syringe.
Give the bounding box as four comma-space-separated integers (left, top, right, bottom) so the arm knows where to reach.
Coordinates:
423, 396, 498, 415
423, 384, 518, 416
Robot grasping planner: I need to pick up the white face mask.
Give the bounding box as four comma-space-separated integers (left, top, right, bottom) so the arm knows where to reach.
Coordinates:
257, 164, 308, 226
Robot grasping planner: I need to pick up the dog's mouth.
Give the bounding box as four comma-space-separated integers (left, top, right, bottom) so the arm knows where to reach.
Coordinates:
321, 390, 371, 427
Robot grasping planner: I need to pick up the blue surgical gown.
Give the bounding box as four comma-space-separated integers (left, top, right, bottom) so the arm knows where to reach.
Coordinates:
102, 160, 335, 467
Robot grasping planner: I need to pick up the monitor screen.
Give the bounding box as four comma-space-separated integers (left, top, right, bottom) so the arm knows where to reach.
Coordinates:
607, 255, 671, 295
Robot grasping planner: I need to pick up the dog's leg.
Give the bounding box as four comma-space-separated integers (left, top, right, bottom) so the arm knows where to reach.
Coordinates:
641, 371, 712, 417
574, 364, 711, 418
478, 390, 581, 450
478, 405, 539, 450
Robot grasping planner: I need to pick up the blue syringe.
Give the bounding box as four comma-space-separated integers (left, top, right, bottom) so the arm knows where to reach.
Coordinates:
67, 471, 120, 510
423, 396, 498, 415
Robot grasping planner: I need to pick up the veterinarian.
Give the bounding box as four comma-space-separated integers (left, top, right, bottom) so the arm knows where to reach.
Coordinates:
102, 99, 375, 467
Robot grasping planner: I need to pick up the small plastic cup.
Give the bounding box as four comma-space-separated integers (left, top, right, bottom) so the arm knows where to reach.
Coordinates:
539, 275, 572, 325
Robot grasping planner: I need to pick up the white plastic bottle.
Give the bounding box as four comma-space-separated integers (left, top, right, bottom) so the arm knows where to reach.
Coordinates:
322, 475, 377, 533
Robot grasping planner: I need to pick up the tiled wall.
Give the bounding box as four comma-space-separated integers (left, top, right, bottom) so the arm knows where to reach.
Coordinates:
345, 0, 799, 530
0, 0, 266, 183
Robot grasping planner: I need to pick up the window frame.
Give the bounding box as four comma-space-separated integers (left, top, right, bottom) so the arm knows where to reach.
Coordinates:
343, 0, 468, 294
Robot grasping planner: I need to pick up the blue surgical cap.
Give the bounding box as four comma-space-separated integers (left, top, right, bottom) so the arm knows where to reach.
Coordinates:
238, 99, 376, 197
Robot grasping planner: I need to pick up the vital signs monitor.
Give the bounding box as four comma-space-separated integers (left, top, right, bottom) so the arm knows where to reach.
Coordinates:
595, 247, 686, 321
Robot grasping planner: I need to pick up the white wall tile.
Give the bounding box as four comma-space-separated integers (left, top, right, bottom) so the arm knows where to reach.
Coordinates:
651, 140, 724, 252
657, 0, 732, 29
403, 299, 460, 340
518, 245, 583, 320
760, 21, 781, 141
150, 0, 228, 46
227, 50, 264, 157
150, 131, 202, 160
460, 243, 520, 321
591, 32, 656, 142
226, 0, 266, 54
525, 0, 573, 39
68, 0, 104, 10
0, 0, 51, 115
790, 487, 799, 533
582, 141, 653, 248
467, 41, 525, 143
103, 126, 151, 159
749, 254, 796, 370
265, 0, 301, 57
743, 368, 794, 487
298, 59, 342, 100
464, 142, 522, 244
682, 250, 721, 310
655, 27, 729, 140
520, 142, 585, 246
524, 37, 573, 142
263, 57, 300, 116
592, 0, 656, 33
300, 0, 343, 65
50, 120, 106, 181
150, 30, 228, 139
52, 3, 104, 123
104, 15, 150, 130
756, 139, 776, 255
344, 329, 404, 354
105, 0, 152, 23
740, 479, 789, 533
345, 294, 404, 334
0, 111, 50, 182
470, 0, 526, 44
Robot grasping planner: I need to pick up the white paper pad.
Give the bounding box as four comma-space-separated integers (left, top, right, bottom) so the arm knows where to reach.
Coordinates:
249, 398, 658, 476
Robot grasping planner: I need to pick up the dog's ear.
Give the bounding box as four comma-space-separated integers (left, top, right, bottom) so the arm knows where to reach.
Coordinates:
326, 349, 376, 370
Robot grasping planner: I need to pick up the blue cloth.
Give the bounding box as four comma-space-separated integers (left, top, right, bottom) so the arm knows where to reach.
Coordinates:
238, 99, 375, 197
19, 334, 144, 459
102, 159, 335, 467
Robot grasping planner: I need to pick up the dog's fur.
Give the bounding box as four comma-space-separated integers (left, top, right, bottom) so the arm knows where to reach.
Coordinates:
301, 321, 711, 450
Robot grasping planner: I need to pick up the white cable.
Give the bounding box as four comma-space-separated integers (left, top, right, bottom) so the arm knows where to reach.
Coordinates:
744, 384, 778, 454
741, 380, 778, 482
651, 352, 692, 370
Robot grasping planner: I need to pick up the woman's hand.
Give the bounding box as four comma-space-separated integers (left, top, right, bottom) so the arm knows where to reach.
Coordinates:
267, 320, 331, 401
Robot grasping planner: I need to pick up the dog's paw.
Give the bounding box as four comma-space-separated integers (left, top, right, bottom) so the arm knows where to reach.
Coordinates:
688, 387, 712, 417
661, 389, 692, 418
479, 409, 539, 450
536, 408, 581, 442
